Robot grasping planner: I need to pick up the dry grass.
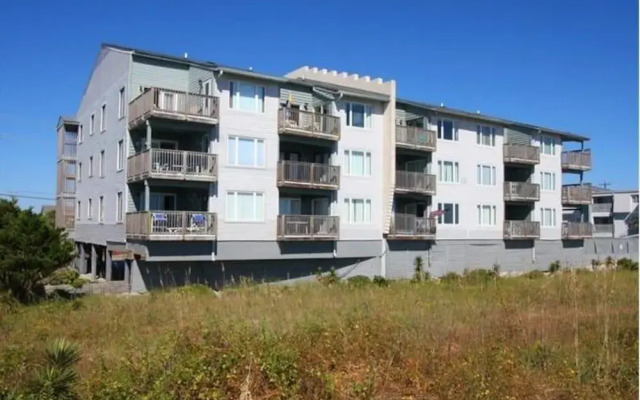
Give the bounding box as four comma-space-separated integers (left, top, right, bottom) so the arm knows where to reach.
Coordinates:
0, 270, 637, 399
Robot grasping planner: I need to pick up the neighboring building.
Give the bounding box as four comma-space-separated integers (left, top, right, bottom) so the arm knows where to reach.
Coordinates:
55, 117, 78, 233
55, 43, 635, 292
592, 187, 639, 237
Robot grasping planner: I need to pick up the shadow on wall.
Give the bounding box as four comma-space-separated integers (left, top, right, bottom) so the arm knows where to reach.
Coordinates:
136, 257, 377, 291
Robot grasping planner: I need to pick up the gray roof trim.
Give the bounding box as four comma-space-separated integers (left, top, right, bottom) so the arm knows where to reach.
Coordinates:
398, 98, 590, 142
57, 116, 79, 129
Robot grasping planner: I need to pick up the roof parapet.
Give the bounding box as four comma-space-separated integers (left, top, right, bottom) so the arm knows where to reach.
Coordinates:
286, 65, 395, 96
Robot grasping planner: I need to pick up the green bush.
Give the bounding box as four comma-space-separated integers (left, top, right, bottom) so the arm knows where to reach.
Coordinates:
412, 256, 429, 282
548, 261, 562, 273
45, 269, 88, 289
463, 268, 497, 285
372, 276, 389, 287
347, 275, 371, 287
525, 270, 545, 280
31, 339, 81, 399
617, 258, 638, 271
439, 272, 462, 284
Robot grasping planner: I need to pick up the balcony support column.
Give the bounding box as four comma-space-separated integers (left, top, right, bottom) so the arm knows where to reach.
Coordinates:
144, 180, 150, 211
105, 250, 112, 281
77, 243, 87, 274
90, 244, 97, 280
145, 120, 152, 150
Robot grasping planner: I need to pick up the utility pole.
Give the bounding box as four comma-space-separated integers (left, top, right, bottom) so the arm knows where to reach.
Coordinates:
600, 181, 612, 190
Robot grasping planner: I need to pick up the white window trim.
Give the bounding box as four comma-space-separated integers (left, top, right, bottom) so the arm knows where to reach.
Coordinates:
116, 192, 123, 224
476, 164, 497, 186
540, 208, 557, 227
100, 103, 107, 133
343, 198, 373, 224
226, 191, 265, 223
437, 119, 459, 141
344, 102, 373, 129
229, 81, 266, 113
87, 198, 93, 220
437, 202, 460, 225
116, 140, 124, 172
437, 160, 460, 184
90, 114, 95, 135
78, 125, 84, 144
88, 156, 93, 178
477, 204, 498, 226
98, 196, 105, 223
343, 149, 372, 177
76, 200, 81, 221
540, 171, 556, 192
227, 135, 266, 168
476, 125, 497, 147
118, 87, 125, 120
540, 135, 556, 156
99, 150, 105, 178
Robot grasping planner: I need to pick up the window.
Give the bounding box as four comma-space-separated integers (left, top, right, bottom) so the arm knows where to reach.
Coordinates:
343, 198, 372, 223
99, 150, 105, 177
100, 104, 106, 132
279, 198, 301, 215
343, 150, 371, 176
90, 114, 95, 135
117, 140, 124, 171
540, 208, 556, 227
227, 136, 265, 167
477, 205, 497, 226
87, 198, 93, 220
77, 162, 82, 181
632, 194, 639, 204
226, 191, 264, 222
437, 119, 458, 141
438, 160, 459, 183
76, 201, 81, 220
541, 135, 556, 155
540, 172, 556, 191
229, 81, 265, 112
118, 87, 125, 119
437, 202, 460, 225
477, 164, 497, 186
98, 196, 104, 222
88, 156, 93, 177
78, 125, 83, 143
116, 192, 123, 223
476, 125, 496, 146
344, 102, 373, 128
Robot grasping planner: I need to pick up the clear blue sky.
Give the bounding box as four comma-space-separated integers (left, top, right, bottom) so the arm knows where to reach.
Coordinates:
0, 0, 637, 209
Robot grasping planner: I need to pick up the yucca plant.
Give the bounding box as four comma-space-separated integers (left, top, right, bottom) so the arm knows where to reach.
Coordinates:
32, 339, 80, 399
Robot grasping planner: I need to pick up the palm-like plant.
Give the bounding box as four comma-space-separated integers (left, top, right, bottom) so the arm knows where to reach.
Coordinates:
32, 339, 80, 399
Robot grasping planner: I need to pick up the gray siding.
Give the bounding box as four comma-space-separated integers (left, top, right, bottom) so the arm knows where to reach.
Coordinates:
129, 57, 189, 100
279, 84, 313, 106
188, 67, 215, 94
505, 128, 532, 145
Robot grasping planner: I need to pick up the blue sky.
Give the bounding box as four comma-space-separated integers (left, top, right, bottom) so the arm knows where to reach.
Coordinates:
0, 0, 637, 209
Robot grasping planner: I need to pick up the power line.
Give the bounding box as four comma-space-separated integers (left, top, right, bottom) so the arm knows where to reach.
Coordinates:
0, 193, 56, 201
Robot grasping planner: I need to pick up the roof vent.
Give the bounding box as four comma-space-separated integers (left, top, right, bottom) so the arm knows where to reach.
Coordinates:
440, 102, 445, 107
248, 66, 253, 71
476, 110, 481, 114
184, 52, 188, 59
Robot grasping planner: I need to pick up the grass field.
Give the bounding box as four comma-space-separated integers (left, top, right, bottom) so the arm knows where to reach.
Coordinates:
0, 270, 637, 399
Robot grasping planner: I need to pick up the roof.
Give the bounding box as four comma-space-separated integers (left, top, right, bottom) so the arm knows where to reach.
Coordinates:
398, 98, 589, 142
591, 187, 639, 196
56, 115, 79, 129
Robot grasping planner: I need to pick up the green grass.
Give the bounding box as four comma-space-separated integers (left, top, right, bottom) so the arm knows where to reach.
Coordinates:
0, 270, 637, 399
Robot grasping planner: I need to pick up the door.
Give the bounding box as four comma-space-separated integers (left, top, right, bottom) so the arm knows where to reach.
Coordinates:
202, 79, 212, 115
201, 135, 210, 153
150, 193, 176, 211
312, 198, 330, 216
405, 159, 429, 173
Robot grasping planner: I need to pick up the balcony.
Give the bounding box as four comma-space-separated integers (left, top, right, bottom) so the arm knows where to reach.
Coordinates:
562, 150, 592, 172
129, 87, 219, 130
127, 149, 217, 183
593, 224, 614, 237
562, 185, 593, 205
277, 161, 340, 190
504, 182, 540, 202
504, 220, 540, 240
395, 125, 436, 152
395, 171, 436, 196
592, 203, 613, 214
277, 215, 339, 241
503, 144, 540, 165
388, 214, 436, 240
562, 222, 593, 239
126, 211, 217, 241
278, 108, 340, 141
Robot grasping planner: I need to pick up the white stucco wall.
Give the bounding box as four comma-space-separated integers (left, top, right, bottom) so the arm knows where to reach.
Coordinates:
533, 133, 563, 240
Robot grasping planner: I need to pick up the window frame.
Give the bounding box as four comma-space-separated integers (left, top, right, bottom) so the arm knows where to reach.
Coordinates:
118, 87, 125, 119
229, 81, 266, 113
540, 207, 557, 227
87, 198, 93, 220
77, 162, 82, 182
76, 200, 81, 220
343, 149, 372, 177
116, 192, 123, 223
540, 171, 556, 191
540, 135, 556, 155
98, 195, 104, 223
226, 191, 265, 222
476, 164, 497, 186
476, 125, 496, 147
437, 160, 460, 184
78, 124, 83, 144
88, 156, 94, 177
477, 204, 497, 226
343, 198, 372, 224
117, 140, 124, 171
227, 135, 265, 168
437, 119, 459, 141
100, 104, 106, 132
90, 114, 95, 135
437, 202, 460, 225
344, 102, 373, 129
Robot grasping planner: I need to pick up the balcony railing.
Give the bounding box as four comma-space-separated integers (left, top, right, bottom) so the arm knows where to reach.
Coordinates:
277, 161, 340, 190
562, 222, 593, 239
504, 220, 540, 240
277, 215, 339, 241
562, 185, 593, 205
504, 182, 540, 202
593, 224, 614, 236
562, 150, 592, 171
129, 87, 219, 128
592, 203, 613, 213
278, 108, 340, 140
503, 144, 540, 165
126, 211, 217, 240
395, 125, 436, 152
395, 171, 436, 195
127, 149, 217, 182
388, 213, 436, 239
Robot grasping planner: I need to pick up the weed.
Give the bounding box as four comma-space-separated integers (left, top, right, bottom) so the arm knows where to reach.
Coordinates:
549, 260, 562, 273
617, 258, 638, 271
346, 276, 371, 287
372, 276, 389, 287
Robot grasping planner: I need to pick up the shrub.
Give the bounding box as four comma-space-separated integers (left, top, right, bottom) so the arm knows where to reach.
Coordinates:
463, 268, 497, 285
439, 272, 462, 284
605, 256, 616, 269
316, 267, 340, 286
548, 260, 562, 273
31, 339, 81, 399
347, 275, 371, 287
617, 258, 639, 271
525, 270, 545, 279
45, 268, 88, 289
372, 275, 389, 287
412, 256, 429, 282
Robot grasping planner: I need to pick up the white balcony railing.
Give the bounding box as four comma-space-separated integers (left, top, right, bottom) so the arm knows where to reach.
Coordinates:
126, 211, 217, 240
127, 149, 217, 182
278, 108, 340, 140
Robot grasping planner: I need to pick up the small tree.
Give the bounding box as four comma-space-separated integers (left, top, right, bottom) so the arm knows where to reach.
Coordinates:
0, 199, 75, 302
412, 256, 429, 282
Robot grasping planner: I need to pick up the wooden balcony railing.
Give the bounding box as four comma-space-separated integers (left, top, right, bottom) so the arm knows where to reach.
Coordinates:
592, 203, 613, 213
388, 213, 436, 239
278, 108, 340, 140
562, 150, 592, 171
395, 171, 436, 195
277, 215, 339, 241
562, 185, 593, 205
126, 211, 216, 240
562, 222, 593, 239
127, 149, 217, 182
503, 144, 540, 165
395, 125, 436, 151
504, 182, 540, 202
504, 220, 540, 240
277, 161, 340, 190
129, 87, 219, 128
593, 224, 614, 236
